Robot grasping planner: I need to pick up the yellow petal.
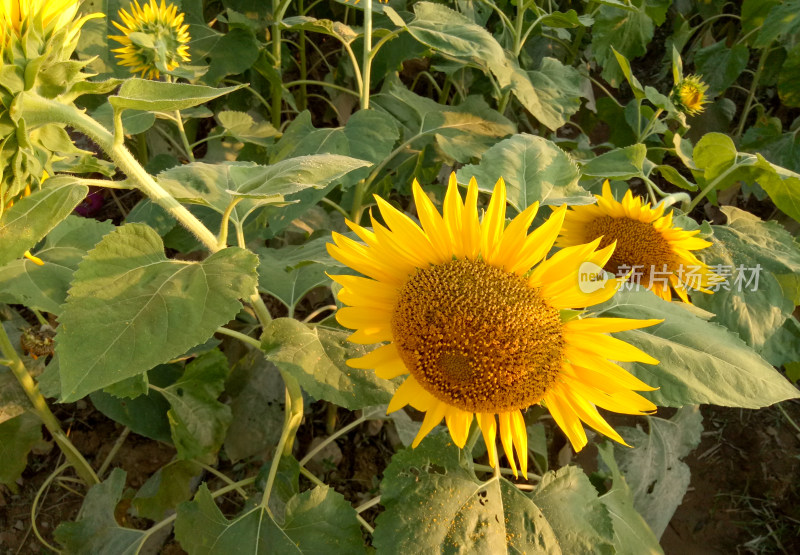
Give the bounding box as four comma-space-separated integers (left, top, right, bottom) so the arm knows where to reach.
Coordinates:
477, 413, 498, 467
412, 400, 448, 448
445, 409, 473, 448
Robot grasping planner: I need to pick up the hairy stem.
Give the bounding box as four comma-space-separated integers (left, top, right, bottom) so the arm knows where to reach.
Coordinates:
0, 324, 99, 486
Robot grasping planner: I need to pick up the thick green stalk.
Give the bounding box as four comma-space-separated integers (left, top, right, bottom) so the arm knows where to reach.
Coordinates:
0, 324, 99, 486
735, 45, 770, 138
362, 0, 373, 109
22, 94, 274, 329
260, 374, 304, 512
21, 94, 219, 251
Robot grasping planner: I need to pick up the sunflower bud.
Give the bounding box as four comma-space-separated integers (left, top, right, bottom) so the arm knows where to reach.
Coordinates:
109, 0, 191, 80
671, 74, 710, 116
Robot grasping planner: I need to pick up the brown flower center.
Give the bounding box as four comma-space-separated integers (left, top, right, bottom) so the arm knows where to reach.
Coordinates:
585, 216, 676, 281
391, 258, 564, 413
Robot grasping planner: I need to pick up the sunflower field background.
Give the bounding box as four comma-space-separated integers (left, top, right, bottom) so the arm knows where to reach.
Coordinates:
1, 0, 800, 552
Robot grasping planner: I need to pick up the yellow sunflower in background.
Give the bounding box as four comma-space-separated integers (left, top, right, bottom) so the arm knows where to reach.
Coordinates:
557, 180, 715, 303
109, 0, 190, 79
671, 74, 709, 116
0, 0, 93, 46
328, 174, 662, 476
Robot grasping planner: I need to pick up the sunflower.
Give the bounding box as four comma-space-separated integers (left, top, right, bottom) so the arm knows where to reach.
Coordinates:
557, 180, 715, 303
671, 74, 709, 116
109, 0, 190, 80
327, 174, 662, 476
0, 0, 94, 46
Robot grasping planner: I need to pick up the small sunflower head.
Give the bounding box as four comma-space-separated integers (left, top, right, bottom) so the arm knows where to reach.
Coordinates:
671, 75, 709, 116
110, 0, 191, 80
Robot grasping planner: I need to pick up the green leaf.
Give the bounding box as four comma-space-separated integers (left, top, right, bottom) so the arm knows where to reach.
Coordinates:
0, 216, 114, 314
612, 47, 646, 99
373, 433, 560, 553
270, 109, 399, 166
57, 224, 258, 402
109, 79, 244, 114
0, 365, 30, 424
595, 290, 800, 409
524, 58, 589, 130
754, 0, 800, 47
591, 2, 657, 87
125, 198, 177, 236
541, 10, 592, 28
216, 110, 279, 146
55, 468, 148, 554
281, 16, 359, 45
261, 318, 397, 410
779, 44, 800, 108
224, 351, 285, 462
90, 364, 181, 443
132, 460, 200, 521
692, 206, 800, 352
741, 116, 800, 173
694, 42, 750, 95
693, 132, 738, 181
402, 3, 584, 130
373, 77, 514, 164
0, 412, 41, 485
160, 350, 232, 460
91, 101, 156, 136
596, 443, 663, 555
761, 316, 800, 368
653, 164, 697, 191
0, 177, 88, 266
530, 466, 615, 554
581, 144, 647, 179
157, 156, 370, 232
186, 16, 260, 85
257, 249, 331, 314
175, 484, 364, 554
616, 407, 703, 539
456, 134, 588, 211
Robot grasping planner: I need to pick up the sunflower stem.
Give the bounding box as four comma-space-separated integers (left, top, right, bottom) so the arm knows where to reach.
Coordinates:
20, 93, 220, 251
0, 323, 99, 487
361, 0, 372, 110
735, 44, 771, 139
261, 374, 304, 513
173, 109, 195, 162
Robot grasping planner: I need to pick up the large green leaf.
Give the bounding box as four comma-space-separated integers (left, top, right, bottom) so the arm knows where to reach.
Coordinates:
187, 14, 261, 86
742, 116, 800, 174
778, 44, 800, 107
402, 2, 583, 130
594, 290, 799, 408
530, 466, 615, 554
580, 144, 647, 179
616, 407, 703, 539
692, 207, 800, 352
0, 412, 41, 486
591, 1, 666, 86
132, 460, 201, 521
270, 109, 399, 166
174, 484, 364, 554
0, 177, 88, 266
160, 350, 232, 460
373, 433, 560, 553
109, 79, 243, 113
694, 42, 750, 95
224, 351, 285, 462
55, 469, 148, 554
456, 134, 588, 211
257, 249, 331, 316
754, 0, 800, 47
157, 156, 370, 234
57, 224, 258, 402
0, 216, 114, 314
596, 443, 663, 555
372, 77, 514, 164
261, 318, 397, 410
